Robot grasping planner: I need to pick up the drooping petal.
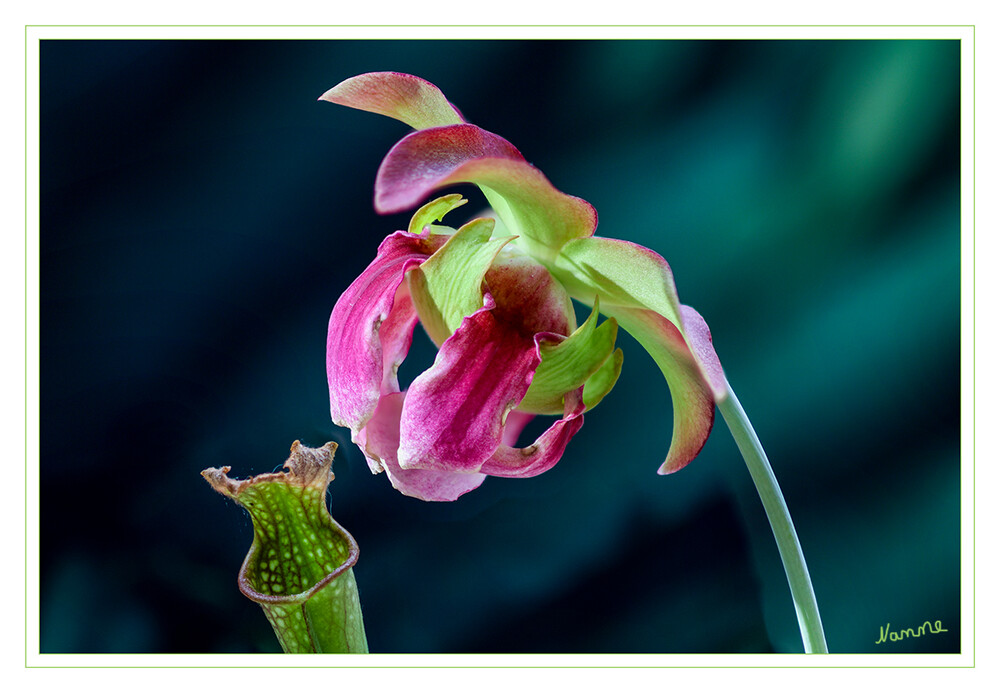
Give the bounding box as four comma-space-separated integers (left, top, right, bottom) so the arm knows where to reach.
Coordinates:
397, 295, 540, 474
375, 123, 597, 261
326, 230, 447, 434
551, 235, 726, 473
406, 216, 513, 346
610, 305, 718, 474
553, 235, 726, 400
357, 392, 486, 502
480, 387, 587, 479
319, 72, 464, 131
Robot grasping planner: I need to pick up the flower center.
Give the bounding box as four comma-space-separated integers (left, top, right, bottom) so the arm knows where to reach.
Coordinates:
484, 250, 574, 339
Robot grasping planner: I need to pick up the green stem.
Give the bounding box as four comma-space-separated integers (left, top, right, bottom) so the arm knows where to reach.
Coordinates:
717, 381, 828, 654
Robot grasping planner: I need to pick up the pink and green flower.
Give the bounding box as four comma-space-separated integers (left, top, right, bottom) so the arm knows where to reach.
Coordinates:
323, 72, 726, 502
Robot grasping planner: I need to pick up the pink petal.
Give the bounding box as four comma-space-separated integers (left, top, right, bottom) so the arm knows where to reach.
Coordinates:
326, 230, 446, 434
679, 304, 726, 402
375, 284, 417, 396
480, 388, 586, 479
375, 124, 523, 213
374, 124, 597, 255
397, 295, 541, 474
357, 392, 486, 502
319, 72, 464, 131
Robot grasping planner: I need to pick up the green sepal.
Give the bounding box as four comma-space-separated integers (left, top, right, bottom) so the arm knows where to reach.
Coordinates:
583, 346, 624, 410
202, 441, 368, 654
407, 193, 468, 235
552, 236, 683, 328
518, 299, 620, 415
407, 217, 513, 346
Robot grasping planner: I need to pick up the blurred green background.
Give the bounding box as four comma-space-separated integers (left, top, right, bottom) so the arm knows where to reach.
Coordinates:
39, 39, 961, 654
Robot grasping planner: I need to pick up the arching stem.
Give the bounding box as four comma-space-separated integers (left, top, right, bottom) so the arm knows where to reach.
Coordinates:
718, 382, 829, 654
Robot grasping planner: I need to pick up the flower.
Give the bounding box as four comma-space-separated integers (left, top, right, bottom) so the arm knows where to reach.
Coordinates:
323, 72, 727, 501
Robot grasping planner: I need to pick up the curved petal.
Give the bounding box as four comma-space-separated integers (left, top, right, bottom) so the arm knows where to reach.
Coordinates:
319, 72, 464, 131
358, 392, 486, 502
553, 235, 726, 400
551, 235, 726, 473
326, 230, 447, 434
397, 295, 540, 474
612, 306, 718, 474
375, 124, 597, 260
480, 388, 586, 479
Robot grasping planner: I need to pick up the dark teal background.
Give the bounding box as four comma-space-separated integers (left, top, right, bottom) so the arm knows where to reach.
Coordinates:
39, 39, 961, 654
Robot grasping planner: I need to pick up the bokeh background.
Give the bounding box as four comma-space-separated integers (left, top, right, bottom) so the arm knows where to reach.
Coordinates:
39, 39, 961, 654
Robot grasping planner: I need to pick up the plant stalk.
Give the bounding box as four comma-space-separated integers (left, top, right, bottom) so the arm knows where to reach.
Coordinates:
717, 382, 828, 654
